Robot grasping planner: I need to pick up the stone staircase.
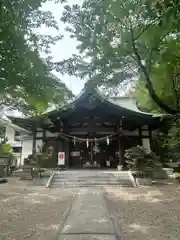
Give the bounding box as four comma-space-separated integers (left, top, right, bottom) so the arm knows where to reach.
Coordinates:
49, 170, 136, 188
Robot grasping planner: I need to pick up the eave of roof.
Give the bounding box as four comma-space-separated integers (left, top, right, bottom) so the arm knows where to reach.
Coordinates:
44, 86, 169, 119
0, 116, 31, 134
9, 86, 171, 128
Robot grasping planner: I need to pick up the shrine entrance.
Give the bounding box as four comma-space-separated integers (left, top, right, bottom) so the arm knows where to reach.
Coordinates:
69, 134, 119, 169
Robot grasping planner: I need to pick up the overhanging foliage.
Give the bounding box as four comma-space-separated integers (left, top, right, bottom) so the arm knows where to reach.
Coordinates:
0, 0, 73, 115
57, 0, 180, 114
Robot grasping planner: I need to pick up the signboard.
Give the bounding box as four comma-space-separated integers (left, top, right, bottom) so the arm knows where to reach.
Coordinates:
70, 151, 80, 157
58, 152, 65, 165
106, 160, 110, 167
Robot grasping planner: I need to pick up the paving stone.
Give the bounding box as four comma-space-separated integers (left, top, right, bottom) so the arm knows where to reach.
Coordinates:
60, 188, 114, 234
57, 188, 120, 240
58, 234, 116, 240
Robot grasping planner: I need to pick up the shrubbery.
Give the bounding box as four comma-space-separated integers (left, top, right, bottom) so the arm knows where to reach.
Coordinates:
125, 145, 162, 178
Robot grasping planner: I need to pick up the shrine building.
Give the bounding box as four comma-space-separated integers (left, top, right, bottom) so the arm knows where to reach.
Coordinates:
10, 86, 169, 168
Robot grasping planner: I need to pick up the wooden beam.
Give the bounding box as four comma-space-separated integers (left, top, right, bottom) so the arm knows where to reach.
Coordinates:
148, 126, 152, 150
35, 135, 151, 140
69, 127, 115, 133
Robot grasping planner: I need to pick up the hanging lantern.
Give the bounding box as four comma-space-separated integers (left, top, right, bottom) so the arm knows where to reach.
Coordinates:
73, 136, 76, 146
86, 138, 89, 148
106, 137, 110, 145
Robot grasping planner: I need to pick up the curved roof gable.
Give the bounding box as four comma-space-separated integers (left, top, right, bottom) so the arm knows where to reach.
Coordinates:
46, 86, 166, 120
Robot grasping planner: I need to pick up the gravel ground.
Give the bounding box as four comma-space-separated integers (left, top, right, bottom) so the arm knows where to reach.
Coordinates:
0, 178, 77, 240
105, 182, 180, 240
1, 178, 180, 240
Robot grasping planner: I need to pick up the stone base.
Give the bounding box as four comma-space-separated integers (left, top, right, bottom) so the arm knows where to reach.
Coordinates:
117, 165, 123, 171
136, 178, 152, 186
19, 165, 33, 180
83, 162, 100, 169
152, 168, 170, 179
83, 164, 101, 169
0, 165, 5, 177
20, 175, 33, 180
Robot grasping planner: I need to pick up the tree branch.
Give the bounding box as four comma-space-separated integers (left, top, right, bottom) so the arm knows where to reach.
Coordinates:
171, 73, 179, 107
130, 27, 177, 114
134, 12, 167, 40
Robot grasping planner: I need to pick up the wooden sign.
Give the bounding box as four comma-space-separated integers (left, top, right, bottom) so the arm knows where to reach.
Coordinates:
58, 152, 65, 165
106, 160, 110, 167
70, 151, 80, 157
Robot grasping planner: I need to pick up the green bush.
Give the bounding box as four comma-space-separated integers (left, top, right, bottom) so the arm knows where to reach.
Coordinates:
125, 145, 162, 178
0, 138, 16, 165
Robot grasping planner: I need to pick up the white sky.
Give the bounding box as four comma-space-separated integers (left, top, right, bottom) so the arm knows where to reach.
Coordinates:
41, 0, 85, 95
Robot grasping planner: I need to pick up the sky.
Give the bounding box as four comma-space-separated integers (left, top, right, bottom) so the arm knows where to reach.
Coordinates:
41, 0, 85, 95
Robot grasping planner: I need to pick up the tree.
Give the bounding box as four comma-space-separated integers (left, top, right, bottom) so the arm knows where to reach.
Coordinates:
58, 0, 180, 114
136, 38, 180, 113
0, 0, 73, 115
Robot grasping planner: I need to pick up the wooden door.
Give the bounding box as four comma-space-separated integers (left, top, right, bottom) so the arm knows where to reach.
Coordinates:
80, 142, 91, 165
69, 141, 82, 168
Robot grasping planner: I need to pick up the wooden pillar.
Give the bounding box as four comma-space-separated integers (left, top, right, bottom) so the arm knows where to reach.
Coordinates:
118, 134, 123, 166
148, 126, 152, 151
64, 140, 70, 167
138, 127, 142, 145
117, 120, 124, 168
89, 116, 94, 165
42, 130, 46, 151
43, 130, 46, 141
32, 127, 37, 153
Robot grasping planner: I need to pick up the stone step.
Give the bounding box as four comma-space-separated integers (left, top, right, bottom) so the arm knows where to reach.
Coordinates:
53, 175, 130, 180
53, 179, 128, 183
54, 175, 128, 178
52, 181, 124, 185
49, 171, 135, 188
51, 180, 133, 187
52, 177, 125, 181
50, 182, 133, 187
52, 177, 131, 183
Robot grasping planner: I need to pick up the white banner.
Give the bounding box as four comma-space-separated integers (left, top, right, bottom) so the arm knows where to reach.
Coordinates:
58, 152, 65, 165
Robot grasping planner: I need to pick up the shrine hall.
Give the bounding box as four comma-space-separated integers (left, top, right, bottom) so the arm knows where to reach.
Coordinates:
10, 85, 168, 168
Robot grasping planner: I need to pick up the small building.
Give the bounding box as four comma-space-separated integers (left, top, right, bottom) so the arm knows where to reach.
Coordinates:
0, 115, 30, 166
10, 86, 169, 168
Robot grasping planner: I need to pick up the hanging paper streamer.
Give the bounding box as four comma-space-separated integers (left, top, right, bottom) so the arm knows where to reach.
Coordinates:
86, 138, 89, 148
106, 137, 110, 145
60, 132, 117, 142
73, 136, 76, 146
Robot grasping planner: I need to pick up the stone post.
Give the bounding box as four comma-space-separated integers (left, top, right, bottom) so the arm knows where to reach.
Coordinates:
64, 140, 70, 168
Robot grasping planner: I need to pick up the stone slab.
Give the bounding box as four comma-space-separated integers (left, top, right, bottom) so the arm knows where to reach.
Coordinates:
60, 188, 114, 235
58, 234, 116, 240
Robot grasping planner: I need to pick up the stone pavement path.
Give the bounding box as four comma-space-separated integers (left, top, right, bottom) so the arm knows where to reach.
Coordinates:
57, 187, 121, 240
